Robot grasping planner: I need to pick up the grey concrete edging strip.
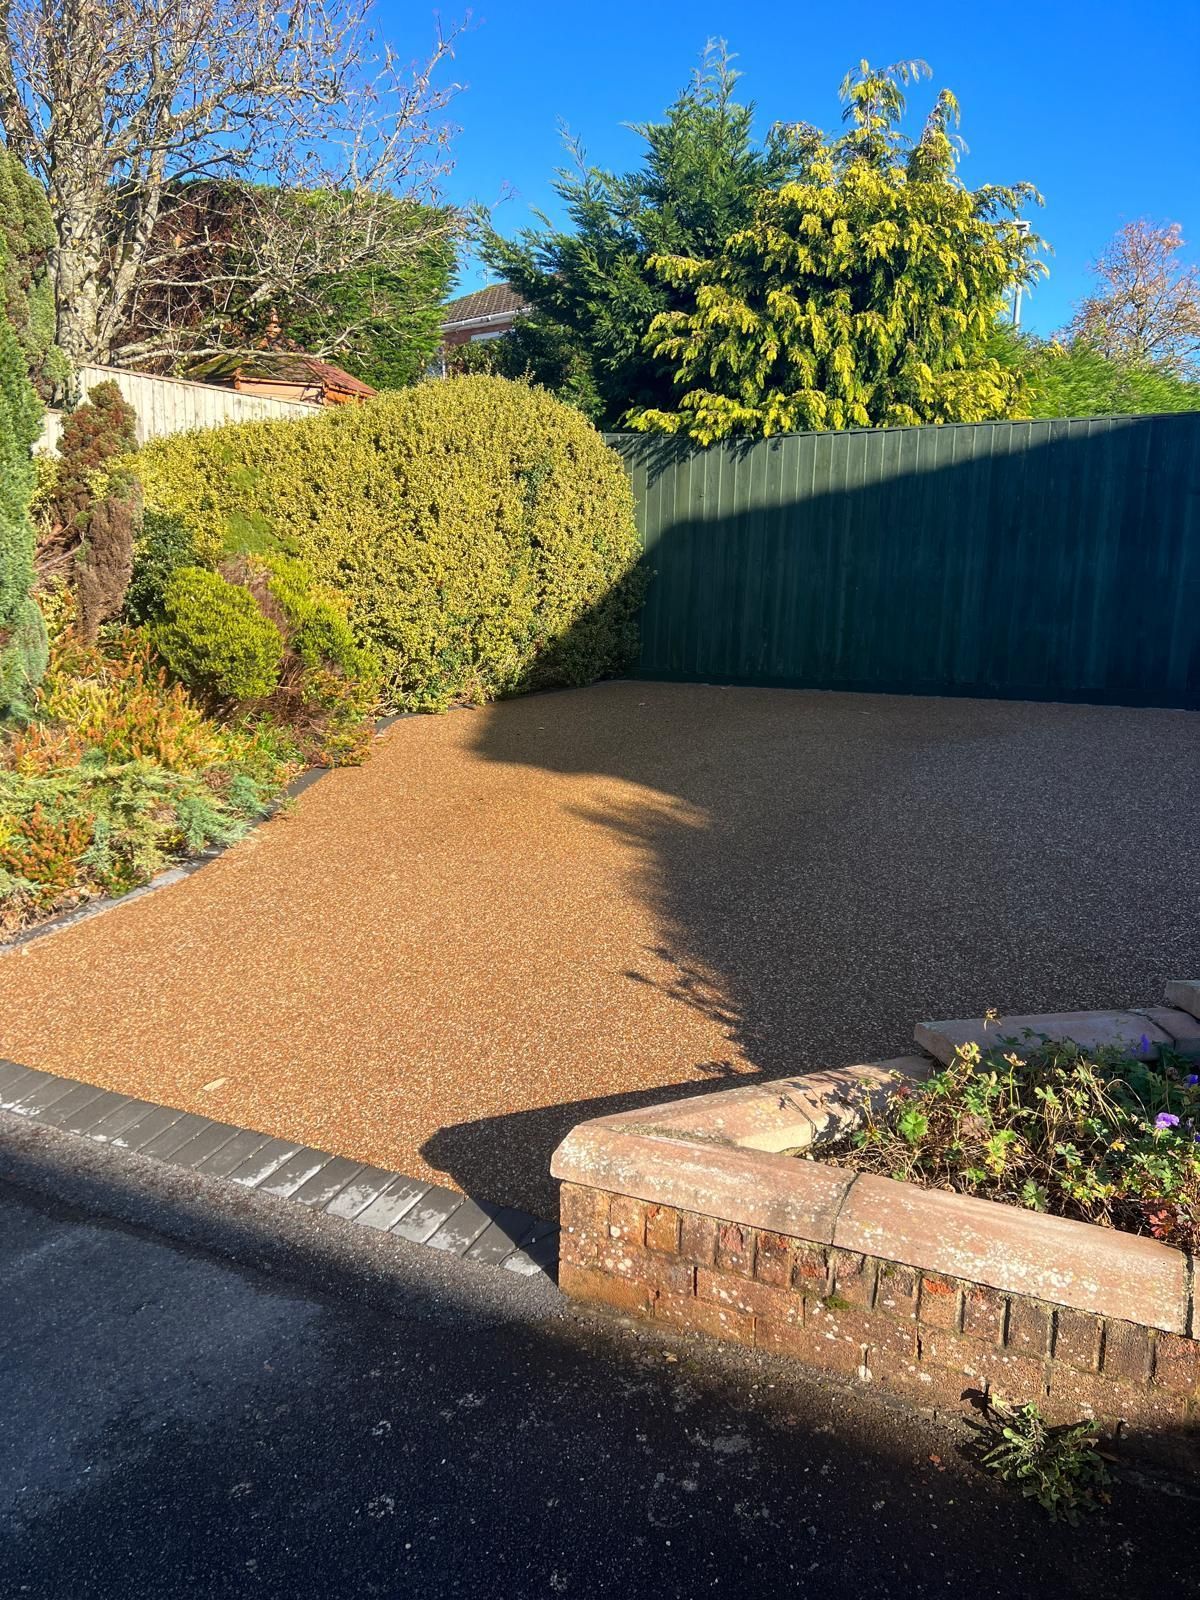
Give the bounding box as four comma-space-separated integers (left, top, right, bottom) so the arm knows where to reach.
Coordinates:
0, 1056, 558, 1278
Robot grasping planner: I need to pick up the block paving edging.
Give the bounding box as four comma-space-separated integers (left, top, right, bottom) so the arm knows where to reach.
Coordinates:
0, 1057, 559, 1277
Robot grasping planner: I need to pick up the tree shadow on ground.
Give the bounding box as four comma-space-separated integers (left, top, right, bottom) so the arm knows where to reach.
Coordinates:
423, 421, 1200, 1210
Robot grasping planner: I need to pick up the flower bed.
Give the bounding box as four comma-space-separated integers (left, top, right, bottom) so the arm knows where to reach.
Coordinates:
0, 610, 298, 935
819, 1030, 1200, 1250
550, 989, 1200, 1470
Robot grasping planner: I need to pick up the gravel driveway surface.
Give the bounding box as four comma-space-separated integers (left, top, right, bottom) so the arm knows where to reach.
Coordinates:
1, 682, 1195, 1214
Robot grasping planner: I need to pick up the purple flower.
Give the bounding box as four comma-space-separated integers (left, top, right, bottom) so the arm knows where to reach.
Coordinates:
1156, 1112, 1180, 1129
1139, 1034, 1152, 1055
1187, 1074, 1199, 1086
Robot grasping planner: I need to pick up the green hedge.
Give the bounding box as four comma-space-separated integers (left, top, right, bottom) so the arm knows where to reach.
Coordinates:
139, 375, 647, 709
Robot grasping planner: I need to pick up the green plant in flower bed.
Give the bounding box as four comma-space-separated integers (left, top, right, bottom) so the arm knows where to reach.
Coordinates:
0, 609, 298, 933
825, 1033, 1200, 1250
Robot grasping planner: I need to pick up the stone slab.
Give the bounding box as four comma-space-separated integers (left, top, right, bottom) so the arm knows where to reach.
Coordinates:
834, 1172, 1188, 1334
86, 1098, 161, 1143
355, 1176, 430, 1232
34, 1083, 111, 1131
552, 1123, 854, 1245
426, 1198, 505, 1255
463, 1208, 540, 1266
325, 1166, 400, 1220
59, 1089, 138, 1137
389, 1185, 464, 1244
138, 1112, 217, 1160
1135, 1007, 1200, 1058
226, 1138, 304, 1188
6, 1071, 82, 1116
113, 1106, 189, 1152
601, 1059, 932, 1153
195, 1128, 275, 1180
0, 1060, 38, 1098
289, 1157, 364, 1208
915, 1010, 1173, 1066
257, 1148, 339, 1199
162, 1121, 242, 1170
1164, 981, 1200, 1023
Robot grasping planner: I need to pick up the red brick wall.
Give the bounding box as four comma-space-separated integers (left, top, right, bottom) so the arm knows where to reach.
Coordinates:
559, 1183, 1200, 1469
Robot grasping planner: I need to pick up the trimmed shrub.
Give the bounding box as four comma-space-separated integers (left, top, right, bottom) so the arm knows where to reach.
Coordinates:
155, 567, 284, 702
152, 554, 379, 764
39, 380, 142, 640
0, 147, 66, 402
51, 381, 139, 537
139, 375, 647, 709
124, 508, 203, 627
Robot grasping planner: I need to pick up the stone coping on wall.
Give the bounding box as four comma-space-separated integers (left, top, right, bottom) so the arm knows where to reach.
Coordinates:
552, 988, 1200, 1339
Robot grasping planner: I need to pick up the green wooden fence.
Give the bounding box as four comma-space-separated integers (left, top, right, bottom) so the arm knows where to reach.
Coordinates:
607, 414, 1200, 707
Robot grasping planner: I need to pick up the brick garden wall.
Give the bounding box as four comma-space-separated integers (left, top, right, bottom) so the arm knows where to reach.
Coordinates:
559, 1183, 1200, 1468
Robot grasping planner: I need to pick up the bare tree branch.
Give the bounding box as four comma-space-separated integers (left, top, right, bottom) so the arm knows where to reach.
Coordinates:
0, 0, 464, 371
1069, 220, 1200, 376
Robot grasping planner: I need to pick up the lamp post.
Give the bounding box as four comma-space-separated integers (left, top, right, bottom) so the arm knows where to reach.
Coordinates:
1012, 219, 1032, 328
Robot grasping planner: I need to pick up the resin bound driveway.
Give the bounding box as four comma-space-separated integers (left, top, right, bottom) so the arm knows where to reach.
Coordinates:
1, 682, 1197, 1216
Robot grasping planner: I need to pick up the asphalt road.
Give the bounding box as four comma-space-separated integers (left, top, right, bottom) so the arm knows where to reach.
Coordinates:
0, 1122, 1195, 1600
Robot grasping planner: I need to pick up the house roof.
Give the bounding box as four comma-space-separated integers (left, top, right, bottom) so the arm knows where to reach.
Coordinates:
187, 352, 376, 397
441, 283, 531, 328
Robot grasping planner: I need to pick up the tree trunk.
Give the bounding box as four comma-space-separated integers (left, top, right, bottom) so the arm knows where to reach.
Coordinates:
51, 207, 107, 367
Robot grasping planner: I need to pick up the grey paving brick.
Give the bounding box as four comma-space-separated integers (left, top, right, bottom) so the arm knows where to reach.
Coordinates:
257, 1148, 334, 1198
226, 1138, 303, 1188
0, 1067, 45, 1110
137, 1112, 217, 1160
325, 1166, 399, 1220
463, 1207, 543, 1266
524, 1217, 561, 1244
36, 1083, 111, 1130
0, 1059, 35, 1096
389, 1185, 464, 1245
58, 1089, 137, 1136
161, 1120, 241, 1170
85, 1098, 160, 1142
114, 1106, 189, 1152
426, 1198, 505, 1255
193, 1128, 274, 1180
354, 1176, 429, 1232
290, 1158, 364, 1209
502, 1230, 560, 1278
20, 1073, 95, 1116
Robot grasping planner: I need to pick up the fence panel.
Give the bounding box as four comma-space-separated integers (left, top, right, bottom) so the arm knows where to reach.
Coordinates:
38, 364, 314, 452
607, 414, 1200, 708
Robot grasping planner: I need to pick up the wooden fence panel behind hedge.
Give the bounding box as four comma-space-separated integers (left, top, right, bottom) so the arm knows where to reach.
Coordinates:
606, 414, 1200, 707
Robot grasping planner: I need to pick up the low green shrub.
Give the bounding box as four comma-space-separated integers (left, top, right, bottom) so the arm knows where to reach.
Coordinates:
124, 508, 203, 627
138, 375, 647, 709
151, 554, 379, 764
0, 608, 296, 932
823, 1032, 1200, 1250
155, 566, 284, 701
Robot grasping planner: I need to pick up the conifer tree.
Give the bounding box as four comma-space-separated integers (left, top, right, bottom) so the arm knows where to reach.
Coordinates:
630, 62, 1045, 442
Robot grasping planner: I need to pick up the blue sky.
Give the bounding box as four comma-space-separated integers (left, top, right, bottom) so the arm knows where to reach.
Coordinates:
398, 0, 1200, 336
